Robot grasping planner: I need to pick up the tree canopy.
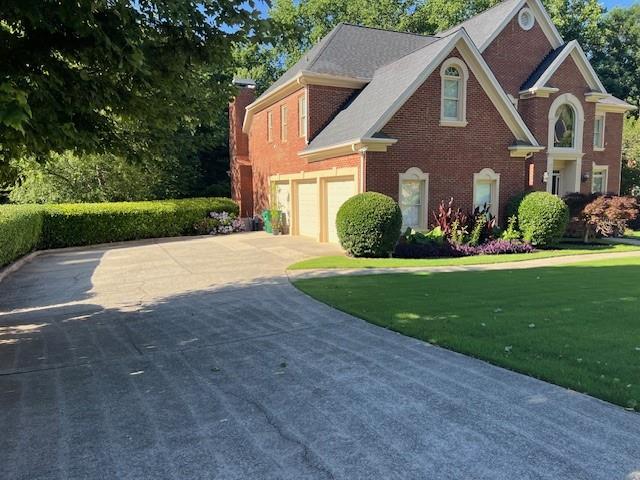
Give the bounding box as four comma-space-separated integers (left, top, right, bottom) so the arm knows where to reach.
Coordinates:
0, 0, 264, 162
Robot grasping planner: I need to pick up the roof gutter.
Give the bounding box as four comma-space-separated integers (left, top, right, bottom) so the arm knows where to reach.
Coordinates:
298, 137, 398, 162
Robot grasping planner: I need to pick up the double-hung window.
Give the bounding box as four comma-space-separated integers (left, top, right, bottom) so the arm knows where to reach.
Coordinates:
280, 105, 288, 142
593, 114, 605, 150
298, 94, 307, 138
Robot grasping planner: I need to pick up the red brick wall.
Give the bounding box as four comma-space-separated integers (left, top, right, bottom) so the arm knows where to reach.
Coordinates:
366, 49, 523, 225
518, 55, 622, 195
307, 85, 358, 141
482, 3, 554, 96
229, 87, 255, 217
248, 86, 361, 214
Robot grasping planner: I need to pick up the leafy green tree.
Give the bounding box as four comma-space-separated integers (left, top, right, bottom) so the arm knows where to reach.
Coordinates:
591, 6, 640, 110
0, 0, 264, 162
543, 0, 607, 55
8, 151, 203, 204
621, 116, 640, 195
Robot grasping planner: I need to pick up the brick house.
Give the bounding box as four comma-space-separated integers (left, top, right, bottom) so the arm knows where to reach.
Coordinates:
229, 0, 635, 243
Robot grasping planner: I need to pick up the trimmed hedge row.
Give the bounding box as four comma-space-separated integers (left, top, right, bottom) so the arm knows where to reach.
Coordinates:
0, 197, 238, 267
0, 205, 44, 268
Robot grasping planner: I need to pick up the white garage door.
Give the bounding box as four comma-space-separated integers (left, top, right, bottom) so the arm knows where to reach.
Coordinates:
275, 183, 291, 233
326, 178, 356, 244
296, 181, 319, 238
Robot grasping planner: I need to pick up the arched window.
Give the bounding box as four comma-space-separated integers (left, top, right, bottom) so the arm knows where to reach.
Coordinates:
554, 104, 575, 148
440, 58, 468, 126
548, 93, 584, 153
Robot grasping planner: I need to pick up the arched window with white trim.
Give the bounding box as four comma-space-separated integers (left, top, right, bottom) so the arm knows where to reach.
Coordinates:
399, 167, 429, 229
440, 58, 468, 127
548, 93, 584, 153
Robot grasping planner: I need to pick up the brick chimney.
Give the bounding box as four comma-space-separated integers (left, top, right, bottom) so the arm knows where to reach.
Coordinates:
229, 79, 256, 218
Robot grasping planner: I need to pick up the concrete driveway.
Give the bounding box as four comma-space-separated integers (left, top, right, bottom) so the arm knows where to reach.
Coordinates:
1, 232, 639, 480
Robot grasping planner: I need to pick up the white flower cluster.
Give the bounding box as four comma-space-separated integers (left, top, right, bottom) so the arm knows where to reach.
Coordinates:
195, 211, 245, 235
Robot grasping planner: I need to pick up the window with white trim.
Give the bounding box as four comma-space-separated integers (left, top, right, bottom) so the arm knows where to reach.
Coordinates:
298, 94, 307, 138
440, 59, 468, 126
399, 167, 429, 229
592, 166, 608, 194
280, 105, 288, 142
267, 110, 273, 142
473, 168, 500, 218
593, 114, 605, 150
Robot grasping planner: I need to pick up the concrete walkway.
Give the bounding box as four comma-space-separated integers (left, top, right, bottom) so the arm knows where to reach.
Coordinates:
1, 232, 639, 480
289, 249, 640, 280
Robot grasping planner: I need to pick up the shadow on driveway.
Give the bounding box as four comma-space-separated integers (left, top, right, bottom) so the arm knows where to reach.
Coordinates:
1, 238, 640, 479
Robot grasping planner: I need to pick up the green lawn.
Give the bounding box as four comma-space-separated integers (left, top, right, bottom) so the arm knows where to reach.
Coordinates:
294, 256, 640, 410
289, 242, 640, 269
625, 229, 640, 239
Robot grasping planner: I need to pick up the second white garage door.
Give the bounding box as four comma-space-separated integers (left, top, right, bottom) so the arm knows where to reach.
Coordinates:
296, 181, 319, 238
326, 178, 356, 244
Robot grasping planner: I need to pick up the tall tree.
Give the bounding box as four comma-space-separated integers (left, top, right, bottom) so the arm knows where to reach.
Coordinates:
0, 0, 264, 163
542, 0, 607, 56
591, 6, 640, 110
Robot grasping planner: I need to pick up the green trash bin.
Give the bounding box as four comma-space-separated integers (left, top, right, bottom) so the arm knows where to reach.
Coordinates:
262, 210, 272, 233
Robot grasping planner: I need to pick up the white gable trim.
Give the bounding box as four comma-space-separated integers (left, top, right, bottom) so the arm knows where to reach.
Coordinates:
529, 40, 607, 93
479, 0, 564, 52
364, 30, 539, 147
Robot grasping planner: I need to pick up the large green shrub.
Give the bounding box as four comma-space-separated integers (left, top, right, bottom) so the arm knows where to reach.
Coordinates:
336, 192, 402, 257
40, 197, 238, 248
518, 192, 569, 247
0, 205, 44, 267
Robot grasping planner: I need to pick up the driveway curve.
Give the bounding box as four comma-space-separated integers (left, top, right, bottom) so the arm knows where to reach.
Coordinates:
1, 232, 639, 480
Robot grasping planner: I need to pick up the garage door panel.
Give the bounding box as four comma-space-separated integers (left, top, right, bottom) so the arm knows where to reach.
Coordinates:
326, 178, 355, 244
297, 181, 319, 238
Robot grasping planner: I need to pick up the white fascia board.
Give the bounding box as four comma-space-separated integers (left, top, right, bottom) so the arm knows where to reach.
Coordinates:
531, 40, 606, 93
479, 0, 564, 52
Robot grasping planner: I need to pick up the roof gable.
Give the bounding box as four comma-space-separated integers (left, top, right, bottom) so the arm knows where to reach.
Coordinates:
521, 40, 606, 93
438, 0, 563, 52
303, 29, 539, 157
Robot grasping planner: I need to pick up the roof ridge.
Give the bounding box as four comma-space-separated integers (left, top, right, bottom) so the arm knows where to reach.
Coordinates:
339, 22, 437, 39
438, 0, 521, 35
304, 23, 346, 72
374, 29, 457, 75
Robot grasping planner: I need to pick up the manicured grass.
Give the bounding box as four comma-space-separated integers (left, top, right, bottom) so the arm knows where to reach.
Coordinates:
294, 256, 640, 410
625, 229, 640, 239
289, 242, 640, 270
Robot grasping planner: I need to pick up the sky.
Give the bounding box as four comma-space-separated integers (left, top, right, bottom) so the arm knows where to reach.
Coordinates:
603, 0, 637, 7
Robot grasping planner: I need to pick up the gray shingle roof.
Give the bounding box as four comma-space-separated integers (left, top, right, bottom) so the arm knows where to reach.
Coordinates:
521, 43, 569, 90
257, 23, 438, 100
598, 96, 637, 108
305, 36, 454, 151
437, 0, 522, 49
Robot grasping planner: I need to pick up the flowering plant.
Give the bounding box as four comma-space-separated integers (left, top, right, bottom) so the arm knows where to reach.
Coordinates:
194, 211, 244, 235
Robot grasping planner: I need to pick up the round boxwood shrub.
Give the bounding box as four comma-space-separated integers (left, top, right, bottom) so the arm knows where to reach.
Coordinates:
518, 191, 570, 247
336, 192, 402, 257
